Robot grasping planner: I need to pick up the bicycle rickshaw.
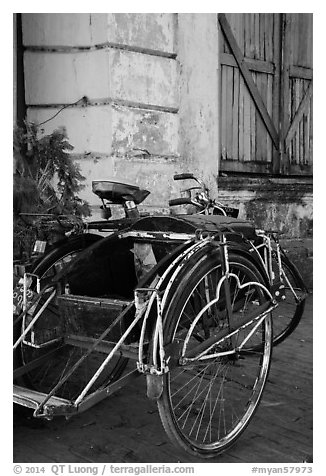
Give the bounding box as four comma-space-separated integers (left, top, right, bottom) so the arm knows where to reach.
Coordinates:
13, 174, 307, 458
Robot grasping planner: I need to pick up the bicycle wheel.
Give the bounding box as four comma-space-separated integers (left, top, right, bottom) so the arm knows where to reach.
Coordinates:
14, 235, 101, 367
270, 255, 307, 346
30, 234, 102, 288
158, 251, 272, 458
15, 234, 129, 401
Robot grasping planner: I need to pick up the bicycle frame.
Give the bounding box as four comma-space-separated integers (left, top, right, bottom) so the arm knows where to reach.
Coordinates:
13, 173, 310, 459
170, 173, 307, 305
13, 227, 278, 419
248, 230, 308, 304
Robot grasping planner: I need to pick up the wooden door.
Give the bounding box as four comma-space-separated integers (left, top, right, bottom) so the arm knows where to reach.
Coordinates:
218, 13, 312, 176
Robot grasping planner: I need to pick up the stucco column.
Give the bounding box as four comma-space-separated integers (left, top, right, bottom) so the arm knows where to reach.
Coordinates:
177, 13, 219, 195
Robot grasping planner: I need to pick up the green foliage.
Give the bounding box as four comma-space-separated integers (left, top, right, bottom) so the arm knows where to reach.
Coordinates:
13, 122, 90, 259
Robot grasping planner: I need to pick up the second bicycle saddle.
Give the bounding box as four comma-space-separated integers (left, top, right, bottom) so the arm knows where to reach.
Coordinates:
92, 179, 150, 205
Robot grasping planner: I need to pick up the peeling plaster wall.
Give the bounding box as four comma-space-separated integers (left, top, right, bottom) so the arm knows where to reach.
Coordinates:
111, 106, 178, 157
177, 14, 219, 195
217, 176, 313, 287
109, 51, 178, 108
25, 50, 111, 104
22, 13, 220, 219
20, 13, 312, 244
22, 13, 108, 46
218, 177, 313, 239
106, 13, 176, 52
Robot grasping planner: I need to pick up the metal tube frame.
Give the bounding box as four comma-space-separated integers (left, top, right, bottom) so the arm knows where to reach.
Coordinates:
14, 228, 278, 417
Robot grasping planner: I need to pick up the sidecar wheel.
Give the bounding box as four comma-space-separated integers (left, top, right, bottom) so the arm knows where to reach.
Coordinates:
30, 234, 102, 287
14, 234, 129, 401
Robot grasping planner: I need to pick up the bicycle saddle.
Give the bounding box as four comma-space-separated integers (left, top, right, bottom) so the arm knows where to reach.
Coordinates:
92, 179, 150, 205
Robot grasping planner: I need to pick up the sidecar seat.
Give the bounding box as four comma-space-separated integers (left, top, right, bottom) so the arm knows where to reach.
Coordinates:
92, 179, 150, 205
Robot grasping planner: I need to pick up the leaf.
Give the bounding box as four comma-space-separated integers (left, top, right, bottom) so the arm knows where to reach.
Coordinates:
13, 122, 90, 260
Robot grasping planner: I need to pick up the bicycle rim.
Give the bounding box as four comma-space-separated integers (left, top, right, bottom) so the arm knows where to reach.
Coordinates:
17, 236, 128, 401
158, 252, 272, 457
271, 257, 306, 346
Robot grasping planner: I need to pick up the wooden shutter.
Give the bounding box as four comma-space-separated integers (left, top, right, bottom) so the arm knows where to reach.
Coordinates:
218, 13, 312, 176
281, 13, 313, 175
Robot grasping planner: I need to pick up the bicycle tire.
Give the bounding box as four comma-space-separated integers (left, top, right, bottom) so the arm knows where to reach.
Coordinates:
270, 255, 307, 346
14, 233, 129, 401
157, 251, 273, 457
30, 234, 102, 285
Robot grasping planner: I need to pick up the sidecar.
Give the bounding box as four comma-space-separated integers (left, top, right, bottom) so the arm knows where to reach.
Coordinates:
13, 181, 276, 458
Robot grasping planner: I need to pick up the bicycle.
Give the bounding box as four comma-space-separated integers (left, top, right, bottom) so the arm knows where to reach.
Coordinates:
13, 175, 306, 458
169, 173, 308, 347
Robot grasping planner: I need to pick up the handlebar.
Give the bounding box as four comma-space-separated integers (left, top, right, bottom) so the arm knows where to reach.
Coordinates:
170, 173, 240, 218
169, 198, 196, 207
173, 173, 208, 204
173, 173, 195, 181
173, 173, 207, 190
171, 173, 208, 211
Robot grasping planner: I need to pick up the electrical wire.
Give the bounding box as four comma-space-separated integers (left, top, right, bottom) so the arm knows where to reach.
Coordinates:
37, 96, 88, 126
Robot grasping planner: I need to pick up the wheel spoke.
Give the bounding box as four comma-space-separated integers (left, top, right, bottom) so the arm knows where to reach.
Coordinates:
17, 242, 128, 401
159, 252, 272, 457
269, 258, 306, 346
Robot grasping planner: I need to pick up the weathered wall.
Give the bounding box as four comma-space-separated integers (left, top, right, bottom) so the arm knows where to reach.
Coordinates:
20, 12, 312, 262
218, 177, 313, 238
218, 176, 313, 288
23, 13, 220, 219
177, 14, 219, 194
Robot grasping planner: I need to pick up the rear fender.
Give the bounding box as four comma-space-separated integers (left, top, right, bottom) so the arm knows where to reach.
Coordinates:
140, 235, 269, 387
28, 233, 102, 275
226, 241, 270, 288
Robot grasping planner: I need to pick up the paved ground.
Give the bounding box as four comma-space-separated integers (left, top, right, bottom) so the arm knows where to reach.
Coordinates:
13, 295, 313, 464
